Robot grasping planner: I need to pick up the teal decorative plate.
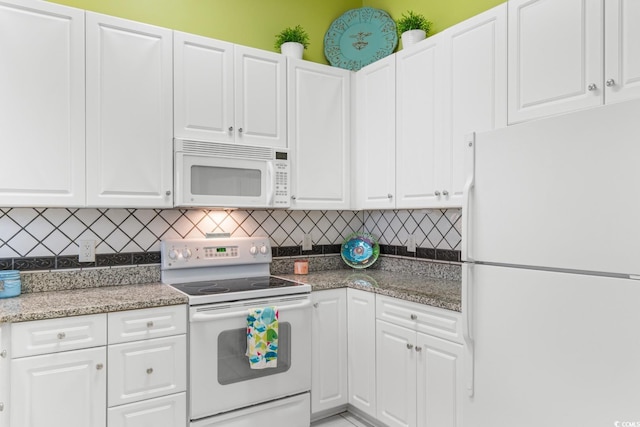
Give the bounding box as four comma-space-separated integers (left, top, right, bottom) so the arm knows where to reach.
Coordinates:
341, 232, 380, 269
324, 7, 398, 71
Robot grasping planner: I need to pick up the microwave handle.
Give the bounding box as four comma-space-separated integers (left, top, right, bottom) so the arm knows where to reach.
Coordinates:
266, 162, 275, 206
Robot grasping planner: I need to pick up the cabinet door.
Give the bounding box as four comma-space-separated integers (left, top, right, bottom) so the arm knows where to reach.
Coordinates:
174, 32, 235, 143
311, 289, 348, 415
508, 0, 603, 123
376, 320, 416, 427
11, 347, 106, 427
347, 289, 376, 417
108, 335, 187, 406
604, 0, 640, 104
288, 59, 351, 210
234, 45, 287, 148
0, 0, 85, 207
416, 333, 463, 427
395, 37, 443, 209
86, 12, 173, 208
0, 324, 9, 426
354, 55, 396, 209
442, 4, 507, 207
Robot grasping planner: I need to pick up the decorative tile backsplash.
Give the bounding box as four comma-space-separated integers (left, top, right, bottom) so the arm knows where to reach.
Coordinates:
0, 207, 461, 270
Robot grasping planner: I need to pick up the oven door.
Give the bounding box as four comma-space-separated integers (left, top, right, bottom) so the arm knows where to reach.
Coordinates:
188, 294, 311, 420
175, 152, 272, 208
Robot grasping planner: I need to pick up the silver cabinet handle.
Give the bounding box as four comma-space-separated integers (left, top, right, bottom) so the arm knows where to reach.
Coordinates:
96, 363, 104, 370
147, 368, 154, 374
387, 194, 393, 199
415, 346, 422, 352
443, 190, 449, 196
435, 190, 441, 196
606, 79, 616, 87
588, 83, 598, 91
238, 128, 243, 133
410, 314, 417, 320
57, 332, 66, 340
0, 349, 6, 358
291, 195, 297, 200
0, 402, 4, 412
165, 190, 171, 196
147, 321, 154, 328
406, 343, 414, 350
228, 126, 233, 132
313, 303, 319, 308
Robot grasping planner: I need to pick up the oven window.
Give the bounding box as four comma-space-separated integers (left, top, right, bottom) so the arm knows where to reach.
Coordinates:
191, 165, 261, 197
217, 322, 291, 385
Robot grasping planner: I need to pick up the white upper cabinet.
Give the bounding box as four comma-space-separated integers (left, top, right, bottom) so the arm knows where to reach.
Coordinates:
288, 59, 351, 210
174, 39, 287, 149
235, 45, 287, 148
604, 0, 640, 104
508, 0, 603, 123
174, 32, 235, 143
395, 36, 444, 209
441, 4, 507, 205
354, 55, 396, 210
0, 0, 85, 207
86, 12, 173, 208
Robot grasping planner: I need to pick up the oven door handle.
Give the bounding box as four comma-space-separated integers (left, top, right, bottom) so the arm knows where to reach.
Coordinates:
192, 298, 311, 322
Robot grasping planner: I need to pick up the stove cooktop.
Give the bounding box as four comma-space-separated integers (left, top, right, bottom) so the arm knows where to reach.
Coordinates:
169, 275, 310, 305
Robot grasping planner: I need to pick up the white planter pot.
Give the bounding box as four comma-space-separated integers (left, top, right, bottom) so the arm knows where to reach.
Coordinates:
401, 29, 426, 48
280, 42, 304, 59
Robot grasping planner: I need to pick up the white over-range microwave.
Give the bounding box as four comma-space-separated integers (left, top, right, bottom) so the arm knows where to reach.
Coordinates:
174, 139, 290, 208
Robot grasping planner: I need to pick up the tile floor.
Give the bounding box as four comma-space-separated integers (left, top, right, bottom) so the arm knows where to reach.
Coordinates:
311, 412, 378, 427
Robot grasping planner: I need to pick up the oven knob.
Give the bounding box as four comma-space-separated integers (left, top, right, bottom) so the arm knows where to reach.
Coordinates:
259, 245, 269, 255
182, 248, 192, 259
250, 246, 258, 255
168, 249, 178, 260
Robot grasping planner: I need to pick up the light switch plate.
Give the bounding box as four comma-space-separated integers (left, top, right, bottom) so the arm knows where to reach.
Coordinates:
302, 234, 313, 251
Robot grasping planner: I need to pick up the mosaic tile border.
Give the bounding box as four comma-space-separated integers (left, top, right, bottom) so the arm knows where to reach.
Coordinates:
379, 244, 462, 262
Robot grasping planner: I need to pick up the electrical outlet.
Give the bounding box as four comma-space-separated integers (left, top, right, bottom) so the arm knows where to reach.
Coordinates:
407, 234, 416, 252
79, 240, 95, 262
302, 233, 313, 251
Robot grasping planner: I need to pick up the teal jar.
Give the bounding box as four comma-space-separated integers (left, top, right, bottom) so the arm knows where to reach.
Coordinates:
0, 270, 21, 298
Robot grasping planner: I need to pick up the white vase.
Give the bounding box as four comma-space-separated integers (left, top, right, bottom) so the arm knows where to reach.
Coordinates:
280, 42, 304, 59
401, 29, 426, 48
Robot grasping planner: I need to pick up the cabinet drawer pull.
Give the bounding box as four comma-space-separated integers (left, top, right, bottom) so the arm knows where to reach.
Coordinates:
588, 83, 598, 91
0, 402, 4, 412
165, 190, 171, 196
435, 190, 441, 196
147, 321, 154, 328
410, 314, 418, 320
387, 193, 393, 199
57, 332, 66, 340
96, 363, 104, 370
146, 368, 154, 374
415, 346, 422, 352
0, 349, 6, 358
442, 190, 449, 196
606, 79, 616, 87
228, 126, 233, 132
313, 303, 319, 308
238, 128, 243, 133
406, 343, 414, 350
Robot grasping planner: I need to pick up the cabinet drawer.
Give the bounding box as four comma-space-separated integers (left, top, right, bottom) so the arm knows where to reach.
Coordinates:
108, 335, 187, 406
108, 392, 186, 427
376, 295, 462, 343
11, 313, 107, 358
108, 305, 186, 344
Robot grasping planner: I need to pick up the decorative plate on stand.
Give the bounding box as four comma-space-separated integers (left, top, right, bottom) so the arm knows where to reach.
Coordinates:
341, 232, 380, 269
324, 7, 397, 71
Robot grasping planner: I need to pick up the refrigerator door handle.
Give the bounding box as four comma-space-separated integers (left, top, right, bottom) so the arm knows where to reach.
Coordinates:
462, 262, 475, 397
462, 132, 476, 262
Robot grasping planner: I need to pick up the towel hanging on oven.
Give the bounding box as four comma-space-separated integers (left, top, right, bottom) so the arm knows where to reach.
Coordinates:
246, 306, 279, 369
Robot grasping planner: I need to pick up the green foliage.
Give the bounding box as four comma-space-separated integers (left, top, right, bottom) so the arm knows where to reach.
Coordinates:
274, 25, 310, 50
396, 11, 432, 36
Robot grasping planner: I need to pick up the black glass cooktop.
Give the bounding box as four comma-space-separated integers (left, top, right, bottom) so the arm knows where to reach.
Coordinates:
170, 276, 298, 296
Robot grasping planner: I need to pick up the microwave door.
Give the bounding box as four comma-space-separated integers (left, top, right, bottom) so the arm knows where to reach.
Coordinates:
176, 153, 269, 207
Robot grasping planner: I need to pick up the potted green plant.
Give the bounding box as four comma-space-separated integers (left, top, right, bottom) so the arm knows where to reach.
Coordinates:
274, 25, 310, 59
396, 10, 432, 48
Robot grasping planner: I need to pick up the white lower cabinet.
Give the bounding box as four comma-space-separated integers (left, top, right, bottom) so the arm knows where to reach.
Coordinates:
107, 392, 186, 427
311, 289, 348, 416
375, 295, 463, 427
9, 314, 108, 427
346, 289, 376, 418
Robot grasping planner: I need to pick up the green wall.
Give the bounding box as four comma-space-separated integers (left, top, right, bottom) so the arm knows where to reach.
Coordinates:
48, 0, 505, 64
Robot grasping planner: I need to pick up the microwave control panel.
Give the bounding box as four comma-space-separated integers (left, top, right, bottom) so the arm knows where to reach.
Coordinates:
273, 153, 290, 207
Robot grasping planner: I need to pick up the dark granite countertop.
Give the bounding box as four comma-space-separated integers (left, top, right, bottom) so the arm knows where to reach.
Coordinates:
276, 269, 461, 312
0, 283, 188, 323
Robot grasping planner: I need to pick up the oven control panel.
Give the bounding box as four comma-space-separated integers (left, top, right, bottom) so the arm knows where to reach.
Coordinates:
161, 236, 271, 269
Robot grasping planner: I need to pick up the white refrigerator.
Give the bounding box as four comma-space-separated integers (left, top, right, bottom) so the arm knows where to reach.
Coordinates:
462, 99, 640, 426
